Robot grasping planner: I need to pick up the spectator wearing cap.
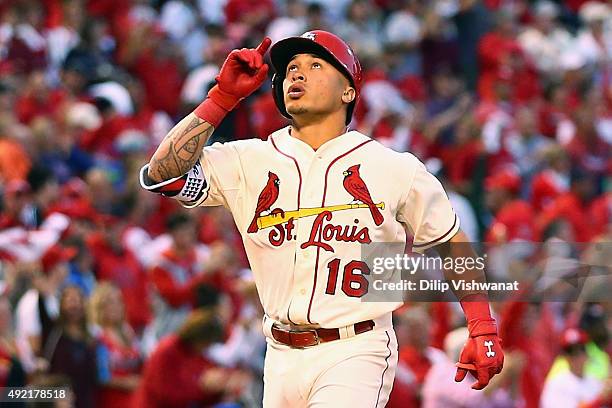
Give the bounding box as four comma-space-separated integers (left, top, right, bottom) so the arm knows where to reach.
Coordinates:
485, 167, 537, 243
0, 295, 26, 391
90, 282, 142, 408
14, 244, 75, 373
87, 213, 151, 332
146, 212, 213, 348
541, 328, 611, 408
43, 285, 97, 408
133, 308, 250, 408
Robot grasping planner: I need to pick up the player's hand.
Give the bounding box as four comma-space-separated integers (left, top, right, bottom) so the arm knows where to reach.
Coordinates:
208, 37, 271, 111
455, 319, 504, 390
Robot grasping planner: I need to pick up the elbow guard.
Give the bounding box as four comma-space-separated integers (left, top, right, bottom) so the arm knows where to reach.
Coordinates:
139, 161, 209, 207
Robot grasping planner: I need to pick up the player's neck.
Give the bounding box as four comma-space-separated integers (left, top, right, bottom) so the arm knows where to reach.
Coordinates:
290, 114, 348, 151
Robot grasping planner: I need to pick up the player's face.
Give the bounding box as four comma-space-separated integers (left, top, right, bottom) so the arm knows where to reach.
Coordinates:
283, 53, 355, 122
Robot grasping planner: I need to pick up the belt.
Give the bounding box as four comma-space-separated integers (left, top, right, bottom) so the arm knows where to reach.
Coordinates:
271, 320, 375, 348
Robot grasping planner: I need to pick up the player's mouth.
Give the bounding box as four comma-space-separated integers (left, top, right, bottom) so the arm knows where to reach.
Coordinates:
287, 83, 305, 99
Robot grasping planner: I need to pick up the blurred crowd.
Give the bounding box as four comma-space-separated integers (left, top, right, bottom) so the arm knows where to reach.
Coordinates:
0, 0, 610, 407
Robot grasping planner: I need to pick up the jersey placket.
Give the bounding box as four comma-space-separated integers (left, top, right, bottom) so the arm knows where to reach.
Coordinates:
286, 149, 326, 325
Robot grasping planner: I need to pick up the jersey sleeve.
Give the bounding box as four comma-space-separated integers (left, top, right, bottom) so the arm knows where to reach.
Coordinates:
397, 157, 460, 253
140, 141, 242, 209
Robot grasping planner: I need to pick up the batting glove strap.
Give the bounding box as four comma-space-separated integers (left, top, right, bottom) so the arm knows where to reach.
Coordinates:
467, 318, 498, 337
208, 84, 242, 112
139, 162, 209, 208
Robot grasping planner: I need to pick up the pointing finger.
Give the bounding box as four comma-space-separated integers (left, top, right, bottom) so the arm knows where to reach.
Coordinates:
256, 37, 272, 56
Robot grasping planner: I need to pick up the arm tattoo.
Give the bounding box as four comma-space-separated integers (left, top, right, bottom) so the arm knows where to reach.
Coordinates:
148, 115, 215, 182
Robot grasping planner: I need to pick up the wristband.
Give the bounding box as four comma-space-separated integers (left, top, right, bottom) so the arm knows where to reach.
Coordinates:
194, 97, 228, 128
460, 293, 497, 336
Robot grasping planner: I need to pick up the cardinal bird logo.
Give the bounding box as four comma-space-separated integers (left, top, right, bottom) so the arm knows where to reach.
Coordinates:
248, 172, 281, 233
343, 164, 384, 226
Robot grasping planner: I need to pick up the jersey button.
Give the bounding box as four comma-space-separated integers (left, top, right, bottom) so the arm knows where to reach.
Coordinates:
300, 288, 306, 295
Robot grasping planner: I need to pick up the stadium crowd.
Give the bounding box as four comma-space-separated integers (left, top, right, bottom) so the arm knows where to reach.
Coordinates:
0, 0, 610, 407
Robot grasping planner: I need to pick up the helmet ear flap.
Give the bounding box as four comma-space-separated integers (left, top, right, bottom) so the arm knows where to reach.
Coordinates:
272, 73, 292, 120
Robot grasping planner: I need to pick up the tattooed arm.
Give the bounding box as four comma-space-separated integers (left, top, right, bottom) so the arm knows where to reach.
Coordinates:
147, 113, 214, 182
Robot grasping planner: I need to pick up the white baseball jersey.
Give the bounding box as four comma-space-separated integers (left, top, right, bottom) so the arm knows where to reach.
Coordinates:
143, 126, 459, 328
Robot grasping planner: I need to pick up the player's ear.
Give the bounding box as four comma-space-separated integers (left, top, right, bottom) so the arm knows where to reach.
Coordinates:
342, 87, 356, 104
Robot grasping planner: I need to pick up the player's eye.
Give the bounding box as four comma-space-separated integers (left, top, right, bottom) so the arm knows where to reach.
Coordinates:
287, 65, 298, 73
312, 62, 322, 69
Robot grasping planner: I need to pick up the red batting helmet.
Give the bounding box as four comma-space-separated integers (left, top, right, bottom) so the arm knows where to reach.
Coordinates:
269, 30, 362, 125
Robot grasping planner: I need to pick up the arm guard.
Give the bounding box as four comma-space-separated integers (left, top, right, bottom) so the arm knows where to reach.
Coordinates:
139, 161, 209, 208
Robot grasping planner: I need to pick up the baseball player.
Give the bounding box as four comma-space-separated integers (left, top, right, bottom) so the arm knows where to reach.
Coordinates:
140, 31, 504, 407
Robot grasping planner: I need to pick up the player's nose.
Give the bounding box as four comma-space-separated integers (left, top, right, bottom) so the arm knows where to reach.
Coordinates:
288, 70, 306, 82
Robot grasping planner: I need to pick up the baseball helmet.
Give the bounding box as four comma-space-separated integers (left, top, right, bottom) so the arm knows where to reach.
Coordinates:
269, 30, 363, 125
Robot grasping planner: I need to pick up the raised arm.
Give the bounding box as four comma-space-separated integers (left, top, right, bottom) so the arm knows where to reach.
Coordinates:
147, 114, 213, 182
146, 37, 272, 183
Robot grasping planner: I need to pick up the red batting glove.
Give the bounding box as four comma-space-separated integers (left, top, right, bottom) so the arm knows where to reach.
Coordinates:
195, 38, 271, 127
455, 294, 504, 390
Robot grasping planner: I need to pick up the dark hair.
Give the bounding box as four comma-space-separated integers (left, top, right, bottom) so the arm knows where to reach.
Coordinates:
166, 212, 193, 232
195, 284, 221, 308
27, 165, 56, 193
177, 308, 224, 346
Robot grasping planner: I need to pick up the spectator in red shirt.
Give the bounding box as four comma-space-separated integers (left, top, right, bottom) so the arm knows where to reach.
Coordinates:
87, 214, 151, 332
147, 212, 212, 347
133, 308, 250, 408
388, 306, 447, 408
15, 71, 67, 125
537, 168, 599, 243
120, 23, 184, 117
485, 167, 537, 243
90, 282, 142, 408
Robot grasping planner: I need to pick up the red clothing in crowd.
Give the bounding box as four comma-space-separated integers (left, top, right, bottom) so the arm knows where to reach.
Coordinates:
250, 91, 288, 140
537, 192, 594, 242
150, 248, 208, 308
224, 0, 276, 25
15, 89, 67, 124
0, 347, 14, 388
132, 335, 223, 408
477, 32, 518, 101
486, 200, 537, 243
500, 300, 559, 408
530, 170, 569, 212
80, 114, 131, 156
88, 233, 151, 330
131, 52, 183, 117
96, 328, 142, 408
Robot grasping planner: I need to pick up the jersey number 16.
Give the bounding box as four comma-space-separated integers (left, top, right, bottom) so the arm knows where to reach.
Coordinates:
325, 259, 370, 298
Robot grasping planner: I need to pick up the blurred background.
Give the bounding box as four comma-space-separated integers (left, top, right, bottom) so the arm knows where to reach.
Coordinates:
0, 0, 610, 407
